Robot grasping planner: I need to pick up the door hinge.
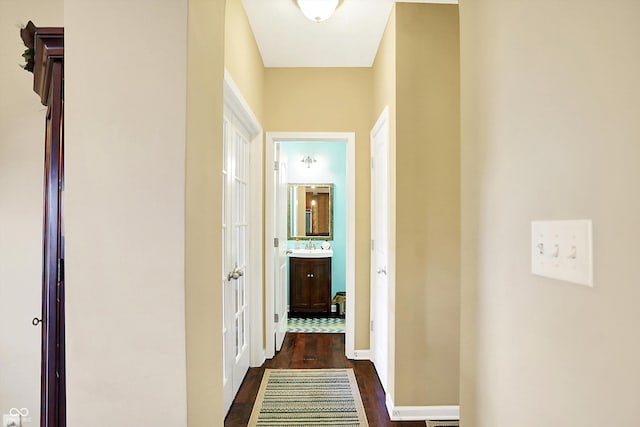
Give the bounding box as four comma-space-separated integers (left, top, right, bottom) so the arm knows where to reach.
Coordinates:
57, 258, 64, 283
274, 237, 279, 248
274, 313, 279, 323
370, 320, 374, 332
274, 161, 279, 171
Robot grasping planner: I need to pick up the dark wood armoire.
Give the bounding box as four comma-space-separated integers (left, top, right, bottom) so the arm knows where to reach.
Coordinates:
20, 21, 66, 427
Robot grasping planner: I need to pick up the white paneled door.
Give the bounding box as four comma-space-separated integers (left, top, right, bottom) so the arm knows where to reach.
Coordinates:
223, 113, 251, 414
371, 108, 390, 393
274, 144, 289, 351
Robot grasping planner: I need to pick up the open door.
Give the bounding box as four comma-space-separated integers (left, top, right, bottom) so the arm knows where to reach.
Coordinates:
274, 144, 288, 351
222, 72, 263, 414
222, 112, 252, 413
370, 107, 390, 393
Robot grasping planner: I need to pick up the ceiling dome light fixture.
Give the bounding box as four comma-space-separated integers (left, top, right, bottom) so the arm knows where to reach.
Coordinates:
297, 0, 340, 23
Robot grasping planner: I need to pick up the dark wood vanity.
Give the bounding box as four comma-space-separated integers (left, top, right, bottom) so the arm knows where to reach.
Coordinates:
289, 257, 332, 314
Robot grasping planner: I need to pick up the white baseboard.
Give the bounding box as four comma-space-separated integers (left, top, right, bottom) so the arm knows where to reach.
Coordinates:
385, 394, 459, 421
349, 349, 371, 360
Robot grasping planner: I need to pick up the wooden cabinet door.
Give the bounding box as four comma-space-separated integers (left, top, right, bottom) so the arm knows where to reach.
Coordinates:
289, 258, 307, 312
307, 258, 330, 312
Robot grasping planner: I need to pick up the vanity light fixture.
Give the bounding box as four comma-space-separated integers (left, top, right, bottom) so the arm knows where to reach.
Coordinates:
297, 0, 340, 23
301, 155, 317, 168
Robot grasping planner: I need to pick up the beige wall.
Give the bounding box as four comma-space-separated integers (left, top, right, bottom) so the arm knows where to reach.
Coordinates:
394, 3, 461, 406
371, 3, 461, 407
264, 67, 373, 350
460, 1, 640, 426
65, 0, 189, 425
373, 5, 396, 122
185, 0, 226, 425
371, 3, 397, 398
0, 0, 62, 421
224, 0, 264, 123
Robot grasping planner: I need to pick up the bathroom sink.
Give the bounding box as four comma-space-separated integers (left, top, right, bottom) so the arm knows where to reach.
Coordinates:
287, 248, 333, 258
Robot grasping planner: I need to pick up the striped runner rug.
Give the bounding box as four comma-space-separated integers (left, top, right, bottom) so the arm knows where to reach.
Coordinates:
247, 369, 369, 426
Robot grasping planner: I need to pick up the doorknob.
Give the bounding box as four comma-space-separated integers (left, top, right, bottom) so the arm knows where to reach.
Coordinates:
376, 267, 387, 275
227, 264, 244, 281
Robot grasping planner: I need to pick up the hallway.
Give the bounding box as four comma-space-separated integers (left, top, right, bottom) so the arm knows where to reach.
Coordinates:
224, 333, 424, 426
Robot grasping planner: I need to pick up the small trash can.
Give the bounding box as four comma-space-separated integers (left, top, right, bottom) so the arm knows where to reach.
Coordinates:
332, 292, 346, 316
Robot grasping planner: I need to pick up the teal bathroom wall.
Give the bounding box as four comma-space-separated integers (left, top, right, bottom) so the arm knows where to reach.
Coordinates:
281, 141, 347, 300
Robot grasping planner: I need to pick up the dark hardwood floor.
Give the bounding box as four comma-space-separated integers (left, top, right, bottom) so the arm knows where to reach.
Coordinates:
224, 332, 424, 427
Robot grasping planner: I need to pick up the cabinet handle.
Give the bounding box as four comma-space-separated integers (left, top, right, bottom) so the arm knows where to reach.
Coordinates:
306, 273, 314, 278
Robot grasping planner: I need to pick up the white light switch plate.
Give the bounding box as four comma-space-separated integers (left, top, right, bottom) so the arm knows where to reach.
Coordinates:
531, 220, 593, 287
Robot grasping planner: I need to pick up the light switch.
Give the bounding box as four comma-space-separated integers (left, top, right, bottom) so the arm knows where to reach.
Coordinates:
531, 220, 593, 287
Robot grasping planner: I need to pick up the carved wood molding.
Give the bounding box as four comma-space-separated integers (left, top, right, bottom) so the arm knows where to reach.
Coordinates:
20, 21, 64, 106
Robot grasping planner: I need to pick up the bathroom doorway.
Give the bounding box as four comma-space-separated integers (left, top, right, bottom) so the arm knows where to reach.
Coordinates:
265, 132, 357, 358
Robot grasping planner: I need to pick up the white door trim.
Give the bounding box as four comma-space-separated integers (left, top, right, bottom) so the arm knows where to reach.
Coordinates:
223, 70, 265, 368
371, 106, 389, 142
265, 132, 356, 359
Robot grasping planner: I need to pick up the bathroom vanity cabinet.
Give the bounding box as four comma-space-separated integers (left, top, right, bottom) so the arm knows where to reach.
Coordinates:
289, 257, 331, 314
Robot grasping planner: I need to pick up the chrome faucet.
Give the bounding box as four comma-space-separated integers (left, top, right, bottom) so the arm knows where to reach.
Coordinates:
305, 239, 314, 250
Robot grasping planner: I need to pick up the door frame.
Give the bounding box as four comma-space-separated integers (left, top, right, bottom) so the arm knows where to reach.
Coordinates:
265, 132, 356, 359
223, 70, 264, 368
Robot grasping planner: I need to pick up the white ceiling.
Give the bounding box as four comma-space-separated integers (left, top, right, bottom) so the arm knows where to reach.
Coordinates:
241, 0, 458, 68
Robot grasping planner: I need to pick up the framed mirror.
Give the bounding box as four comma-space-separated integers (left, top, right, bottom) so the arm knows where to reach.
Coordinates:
288, 183, 333, 240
